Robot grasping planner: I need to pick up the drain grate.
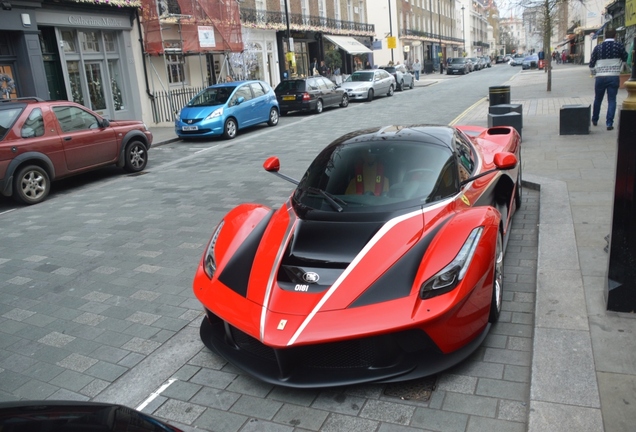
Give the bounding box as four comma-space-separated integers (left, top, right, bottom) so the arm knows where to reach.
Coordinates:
127, 171, 148, 177
383, 375, 437, 401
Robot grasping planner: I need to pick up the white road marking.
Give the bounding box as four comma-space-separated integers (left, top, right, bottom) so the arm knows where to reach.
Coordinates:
135, 378, 177, 411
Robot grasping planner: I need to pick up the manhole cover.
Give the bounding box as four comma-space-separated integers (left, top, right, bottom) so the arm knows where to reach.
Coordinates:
127, 171, 148, 177
383, 375, 437, 401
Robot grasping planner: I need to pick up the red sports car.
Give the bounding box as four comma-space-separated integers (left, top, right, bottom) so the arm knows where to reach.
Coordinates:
193, 124, 521, 388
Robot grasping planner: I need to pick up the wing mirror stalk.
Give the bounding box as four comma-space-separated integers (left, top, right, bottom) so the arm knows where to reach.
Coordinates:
460, 152, 518, 187
263, 156, 299, 185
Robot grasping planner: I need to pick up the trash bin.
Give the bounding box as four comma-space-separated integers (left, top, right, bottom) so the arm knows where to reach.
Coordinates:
489, 103, 523, 128
424, 60, 434, 74
489, 85, 510, 106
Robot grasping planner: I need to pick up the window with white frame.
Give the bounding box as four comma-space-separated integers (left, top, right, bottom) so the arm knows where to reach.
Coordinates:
166, 53, 186, 85
319, 0, 327, 25
302, 0, 310, 24
347, 0, 352, 21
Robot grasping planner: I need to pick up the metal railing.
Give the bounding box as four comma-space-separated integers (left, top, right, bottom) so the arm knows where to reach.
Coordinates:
240, 8, 374, 34
150, 86, 204, 123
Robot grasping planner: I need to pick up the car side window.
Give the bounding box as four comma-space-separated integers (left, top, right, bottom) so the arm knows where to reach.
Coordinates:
455, 133, 475, 182
230, 85, 253, 106
250, 82, 266, 98
21, 108, 45, 138
317, 78, 331, 90
53, 106, 99, 133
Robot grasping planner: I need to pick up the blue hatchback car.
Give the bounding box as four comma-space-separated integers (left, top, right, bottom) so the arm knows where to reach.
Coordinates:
175, 80, 279, 139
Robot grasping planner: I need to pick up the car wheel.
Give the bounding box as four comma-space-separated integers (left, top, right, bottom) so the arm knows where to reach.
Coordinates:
489, 230, 504, 323
123, 140, 148, 173
315, 99, 323, 114
13, 165, 50, 205
367, 89, 374, 102
268, 107, 279, 126
223, 118, 237, 139
387, 85, 394, 97
340, 94, 349, 107
399, 80, 404, 91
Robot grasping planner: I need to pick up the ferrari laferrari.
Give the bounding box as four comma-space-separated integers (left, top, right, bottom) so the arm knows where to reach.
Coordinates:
193, 124, 521, 388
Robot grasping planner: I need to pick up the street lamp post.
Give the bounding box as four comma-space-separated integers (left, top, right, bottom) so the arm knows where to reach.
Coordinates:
438, 0, 442, 73
461, 5, 465, 56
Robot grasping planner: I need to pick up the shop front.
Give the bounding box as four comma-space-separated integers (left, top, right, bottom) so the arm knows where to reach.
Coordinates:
35, 7, 144, 121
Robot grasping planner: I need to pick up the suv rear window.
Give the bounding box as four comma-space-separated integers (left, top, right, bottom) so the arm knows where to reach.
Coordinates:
0, 107, 24, 141
275, 80, 306, 93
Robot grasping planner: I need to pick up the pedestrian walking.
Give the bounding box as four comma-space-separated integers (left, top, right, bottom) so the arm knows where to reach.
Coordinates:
319, 60, 328, 76
589, 28, 627, 131
561, 51, 567, 64
412, 59, 421, 81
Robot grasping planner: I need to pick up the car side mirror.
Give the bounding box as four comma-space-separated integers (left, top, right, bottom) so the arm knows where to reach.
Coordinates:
100, 118, 110, 128
493, 152, 518, 170
235, 96, 245, 106
263, 156, 280, 173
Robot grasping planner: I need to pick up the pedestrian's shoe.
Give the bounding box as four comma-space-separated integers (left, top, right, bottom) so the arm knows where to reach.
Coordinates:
607, 126, 614, 131
592, 121, 598, 126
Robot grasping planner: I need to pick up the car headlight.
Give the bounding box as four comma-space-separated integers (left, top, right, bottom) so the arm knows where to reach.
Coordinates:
203, 220, 224, 279
206, 107, 224, 120
420, 227, 483, 299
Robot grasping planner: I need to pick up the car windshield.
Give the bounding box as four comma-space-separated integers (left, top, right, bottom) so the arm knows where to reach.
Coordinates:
188, 86, 236, 107
347, 72, 374, 82
0, 107, 23, 141
450, 59, 465, 64
294, 139, 456, 213
381, 67, 396, 73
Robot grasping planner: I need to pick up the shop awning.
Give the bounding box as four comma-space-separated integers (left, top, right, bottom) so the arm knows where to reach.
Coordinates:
323, 35, 372, 54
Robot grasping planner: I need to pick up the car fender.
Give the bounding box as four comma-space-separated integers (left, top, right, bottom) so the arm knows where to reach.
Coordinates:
411, 206, 501, 352
116, 130, 151, 168
1, 152, 56, 197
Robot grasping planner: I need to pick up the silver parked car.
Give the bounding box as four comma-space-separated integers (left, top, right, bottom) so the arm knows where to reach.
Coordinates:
379, 64, 414, 91
342, 69, 396, 102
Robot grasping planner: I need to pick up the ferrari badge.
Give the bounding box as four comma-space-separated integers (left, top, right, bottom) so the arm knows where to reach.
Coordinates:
277, 319, 287, 330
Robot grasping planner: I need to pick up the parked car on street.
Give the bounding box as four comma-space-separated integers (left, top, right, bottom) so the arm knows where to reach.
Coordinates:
274, 77, 349, 115
522, 54, 540, 70
193, 123, 521, 387
482, 56, 492, 68
341, 69, 395, 102
175, 80, 279, 140
466, 57, 481, 71
379, 64, 414, 91
496, 55, 505, 63
447, 58, 470, 75
0, 97, 152, 205
509, 54, 525, 66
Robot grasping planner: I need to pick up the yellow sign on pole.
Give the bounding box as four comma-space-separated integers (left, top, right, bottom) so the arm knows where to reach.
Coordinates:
387, 36, 397, 49
627, 0, 636, 27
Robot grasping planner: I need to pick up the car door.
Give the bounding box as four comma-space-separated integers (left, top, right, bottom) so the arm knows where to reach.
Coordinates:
51, 104, 117, 172
249, 82, 269, 122
229, 84, 255, 127
317, 77, 337, 107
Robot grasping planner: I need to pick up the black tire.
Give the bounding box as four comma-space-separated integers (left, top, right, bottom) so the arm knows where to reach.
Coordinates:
315, 99, 323, 114
123, 140, 148, 173
223, 118, 237, 139
367, 89, 374, 102
387, 85, 394, 97
340, 94, 349, 108
267, 107, 279, 126
13, 165, 50, 205
489, 230, 504, 323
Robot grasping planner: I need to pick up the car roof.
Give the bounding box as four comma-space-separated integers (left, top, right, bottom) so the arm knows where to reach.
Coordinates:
324, 125, 456, 152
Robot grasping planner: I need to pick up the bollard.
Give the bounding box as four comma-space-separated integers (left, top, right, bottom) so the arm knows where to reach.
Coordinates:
488, 86, 510, 106
489, 104, 523, 128
559, 105, 590, 135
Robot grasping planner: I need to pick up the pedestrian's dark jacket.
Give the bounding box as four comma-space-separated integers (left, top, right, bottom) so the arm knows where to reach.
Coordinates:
589, 39, 627, 77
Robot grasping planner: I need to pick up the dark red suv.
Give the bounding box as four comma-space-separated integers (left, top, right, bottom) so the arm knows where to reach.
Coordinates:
0, 97, 153, 205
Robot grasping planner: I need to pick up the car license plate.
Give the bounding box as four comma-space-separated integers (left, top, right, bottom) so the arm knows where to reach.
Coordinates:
182, 125, 198, 131
282, 95, 296, 101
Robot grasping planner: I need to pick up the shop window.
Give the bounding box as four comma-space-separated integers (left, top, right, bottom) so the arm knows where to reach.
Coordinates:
81, 31, 101, 53
108, 60, 124, 110
85, 63, 106, 110
67, 61, 85, 105
104, 32, 116, 52
61, 30, 77, 53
